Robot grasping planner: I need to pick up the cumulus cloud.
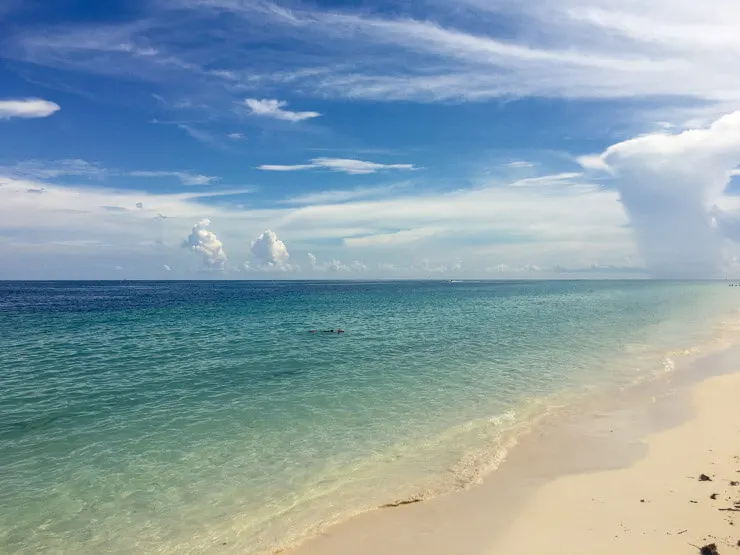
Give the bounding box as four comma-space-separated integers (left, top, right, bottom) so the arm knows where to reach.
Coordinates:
489, 263, 542, 274
413, 260, 464, 273
250, 229, 290, 267
182, 219, 227, 269
308, 254, 368, 273
327, 259, 350, 272
258, 157, 417, 175
244, 98, 321, 122
0, 98, 60, 119
582, 111, 740, 278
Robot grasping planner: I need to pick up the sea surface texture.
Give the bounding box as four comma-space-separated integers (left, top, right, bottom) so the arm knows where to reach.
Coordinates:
1, 280, 737, 554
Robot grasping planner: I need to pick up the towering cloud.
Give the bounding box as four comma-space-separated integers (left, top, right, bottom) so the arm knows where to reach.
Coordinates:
182, 219, 227, 269
250, 230, 290, 267
584, 112, 740, 278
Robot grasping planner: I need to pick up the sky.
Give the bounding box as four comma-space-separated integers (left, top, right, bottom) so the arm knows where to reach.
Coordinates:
2, 0, 740, 279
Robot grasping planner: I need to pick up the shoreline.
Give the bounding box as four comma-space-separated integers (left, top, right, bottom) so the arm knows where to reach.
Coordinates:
286, 348, 740, 555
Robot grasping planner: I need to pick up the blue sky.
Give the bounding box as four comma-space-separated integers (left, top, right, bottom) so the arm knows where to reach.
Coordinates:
2, 0, 740, 279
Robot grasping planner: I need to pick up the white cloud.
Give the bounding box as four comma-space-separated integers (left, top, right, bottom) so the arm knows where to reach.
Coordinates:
177, 124, 221, 147
306, 253, 368, 273
327, 259, 369, 273
488, 263, 542, 274
227, 132, 245, 140
0, 167, 638, 278
576, 154, 611, 172
280, 184, 408, 205
504, 160, 535, 168
259, 157, 417, 175
258, 163, 315, 172
244, 98, 321, 122
508, 172, 583, 187
0, 98, 60, 119
142, 0, 740, 106
8, 0, 740, 124
344, 228, 440, 248
0, 159, 107, 180
594, 111, 740, 278
129, 170, 219, 186
163, 264, 172, 271
0, 160, 223, 188
327, 259, 349, 273
182, 219, 227, 269
250, 229, 290, 267
413, 259, 460, 274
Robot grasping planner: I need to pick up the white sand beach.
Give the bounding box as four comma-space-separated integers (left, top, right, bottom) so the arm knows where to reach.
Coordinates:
289, 355, 740, 555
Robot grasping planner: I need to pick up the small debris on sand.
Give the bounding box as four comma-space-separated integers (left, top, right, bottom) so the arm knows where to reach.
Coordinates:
730, 481, 739, 486
711, 493, 719, 500
699, 543, 719, 555
700, 474, 713, 482
380, 497, 423, 509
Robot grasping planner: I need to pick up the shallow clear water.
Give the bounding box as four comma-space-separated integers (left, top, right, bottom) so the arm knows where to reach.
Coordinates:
0, 280, 736, 554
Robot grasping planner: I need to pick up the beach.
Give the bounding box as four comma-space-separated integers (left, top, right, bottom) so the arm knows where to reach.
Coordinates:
290, 351, 740, 555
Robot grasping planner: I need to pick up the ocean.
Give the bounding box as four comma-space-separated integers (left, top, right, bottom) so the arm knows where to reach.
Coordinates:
1, 280, 737, 554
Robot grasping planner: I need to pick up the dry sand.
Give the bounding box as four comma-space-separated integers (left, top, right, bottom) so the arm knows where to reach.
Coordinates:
488, 370, 740, 555
288, 358, 740, 555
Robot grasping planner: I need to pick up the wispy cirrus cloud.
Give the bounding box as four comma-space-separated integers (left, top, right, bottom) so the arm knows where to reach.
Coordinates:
0, 159, 107, 179
244, 98, 321, 122
0, 159, 222, 187
279, 183, 410, 205
0, 98, 60, 119
8, 0, 740, 119
176, 124, 223, 147
259, 157, 418, 175
129, 170, 219, 186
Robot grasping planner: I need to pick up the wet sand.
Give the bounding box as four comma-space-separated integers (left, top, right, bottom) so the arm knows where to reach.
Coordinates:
288, 351, 740, 555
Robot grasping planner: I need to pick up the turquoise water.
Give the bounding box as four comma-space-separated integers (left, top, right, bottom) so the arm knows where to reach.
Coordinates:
1, 280, 737, 554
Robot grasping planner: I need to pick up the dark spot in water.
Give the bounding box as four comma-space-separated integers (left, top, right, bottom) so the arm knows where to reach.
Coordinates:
0, 412, 70, 440
267, 368, 301, 381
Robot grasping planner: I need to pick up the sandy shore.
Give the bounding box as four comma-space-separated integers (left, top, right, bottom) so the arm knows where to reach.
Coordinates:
288, 354, 740, 555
